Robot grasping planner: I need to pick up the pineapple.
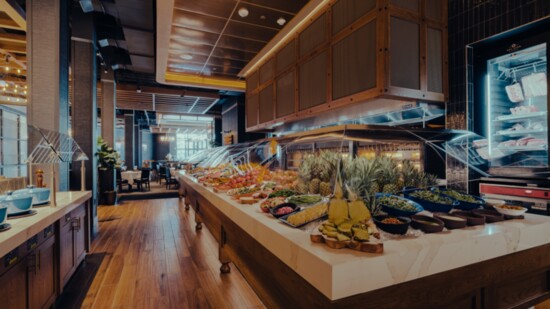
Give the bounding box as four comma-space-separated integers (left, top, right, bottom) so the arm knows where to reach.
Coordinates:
347, 184, 371, 224
328, 179, 349, 225
319, 181, 331, 196
296, 182, 309, 194
377, 157, 400, 194
309, 178, 321, 194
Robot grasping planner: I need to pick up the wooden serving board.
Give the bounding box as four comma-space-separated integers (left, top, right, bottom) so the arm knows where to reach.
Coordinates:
310, 221, 384, 254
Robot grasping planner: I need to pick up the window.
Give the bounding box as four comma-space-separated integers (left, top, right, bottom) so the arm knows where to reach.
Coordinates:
0, 106, 27, 177
175, 130, 211, 160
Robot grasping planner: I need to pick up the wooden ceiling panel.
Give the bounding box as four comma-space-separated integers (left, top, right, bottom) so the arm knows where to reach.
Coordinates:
173, 0, 237, 19
167, 61, 204, 72
172, 9, 227, 34
205, 56, 247, 69
160, 0, 310, 90
210, 45, 256, 62
229, 5, 294, 30
241, 0, 310, 14
168, 41, 213, 57
171, 26, 219, 46
223, 21, 277, 42
201, 64, 242, 76
216, 35, 265, 53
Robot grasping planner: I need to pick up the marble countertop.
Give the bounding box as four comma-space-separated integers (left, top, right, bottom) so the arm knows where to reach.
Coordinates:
0, 191, 92, 257
178, 172, 550, 300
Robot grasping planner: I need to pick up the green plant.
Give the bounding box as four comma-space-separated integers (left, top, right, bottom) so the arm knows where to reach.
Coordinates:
96, 136, 120, 170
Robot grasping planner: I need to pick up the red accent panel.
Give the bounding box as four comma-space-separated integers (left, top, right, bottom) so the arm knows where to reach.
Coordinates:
480, 184, 550, 200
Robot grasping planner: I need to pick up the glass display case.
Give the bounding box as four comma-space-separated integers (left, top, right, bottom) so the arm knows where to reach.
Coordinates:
471, 23, 550, 179
182, 125, 457, 181
487, 43, 548, 168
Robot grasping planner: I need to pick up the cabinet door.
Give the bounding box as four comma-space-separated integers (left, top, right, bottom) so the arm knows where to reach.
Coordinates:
332, 20, 377, 99
59, 217, 75, 289
299, 51, 328, 110
0, 260, 27, 309
28, 236, 56, 309
259, 84, 275, 124
299, 13, 327, 57
390, 16, 420, 90
73, 206, 87, 266
276, 71, 296, 118
246, 93, 259, 128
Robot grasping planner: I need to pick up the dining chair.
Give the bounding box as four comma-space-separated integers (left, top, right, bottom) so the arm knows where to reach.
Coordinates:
134, 168, 151, 191
165, 168, 179, 190
116, 168, 132, 192
158, 165, 167, 184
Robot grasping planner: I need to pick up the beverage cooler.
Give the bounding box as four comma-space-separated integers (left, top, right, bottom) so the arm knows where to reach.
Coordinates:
469, 19, 550, 213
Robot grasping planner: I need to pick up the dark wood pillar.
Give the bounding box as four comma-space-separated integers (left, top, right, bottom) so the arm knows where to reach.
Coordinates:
70, 8, 99, 237
124, 113, 135, 168
100, 70, 116, 147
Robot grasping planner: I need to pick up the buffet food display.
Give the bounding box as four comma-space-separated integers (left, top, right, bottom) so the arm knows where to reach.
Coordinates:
181, 126, 530, 255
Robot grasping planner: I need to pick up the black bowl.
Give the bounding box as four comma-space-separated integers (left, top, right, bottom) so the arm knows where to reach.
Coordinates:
433, 212, 467, 230
411, 215, 444, 233
269, 203, 299, 219
373, 215, 411, 235
452, 210, 485, 226
472, 209, 504, 223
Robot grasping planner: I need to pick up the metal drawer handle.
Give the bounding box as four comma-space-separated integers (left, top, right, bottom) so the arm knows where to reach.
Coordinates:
525, 190, 533, 194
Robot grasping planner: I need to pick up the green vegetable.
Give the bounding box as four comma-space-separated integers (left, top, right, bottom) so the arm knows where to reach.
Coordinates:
287, 195, 323, 205
268, 189, 297, 198
377, 196, 418, 212
410, 190, 453, 205
435, 189, 481, 204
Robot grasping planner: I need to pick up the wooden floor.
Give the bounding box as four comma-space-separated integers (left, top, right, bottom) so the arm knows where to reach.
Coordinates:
80, 198, 265, 309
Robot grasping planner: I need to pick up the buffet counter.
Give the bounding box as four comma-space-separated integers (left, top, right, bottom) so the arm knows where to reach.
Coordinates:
0, 191, 91, 309
178, 172, 550, 308
0, 191, 91, 257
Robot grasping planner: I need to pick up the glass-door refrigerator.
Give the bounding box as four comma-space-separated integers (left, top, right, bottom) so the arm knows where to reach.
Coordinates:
470, 21, 550, 215
472, 28, 549, 179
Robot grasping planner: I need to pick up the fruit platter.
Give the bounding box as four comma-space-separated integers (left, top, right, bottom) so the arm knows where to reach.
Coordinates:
309, 179, 384, 253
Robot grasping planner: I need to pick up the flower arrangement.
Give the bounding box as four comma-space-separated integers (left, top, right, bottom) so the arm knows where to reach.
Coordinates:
96, 136, 121, 170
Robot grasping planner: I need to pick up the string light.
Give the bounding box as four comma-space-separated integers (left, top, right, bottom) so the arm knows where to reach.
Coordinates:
16, 69, 20, 74
4, 67, 8, 72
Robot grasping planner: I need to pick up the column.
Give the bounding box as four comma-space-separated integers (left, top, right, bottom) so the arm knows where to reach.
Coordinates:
26, 0, 70, 190
124, 113, 135, 168
69, 8, 98, 236
100, 70, 116, 147
134, 124, 141, 167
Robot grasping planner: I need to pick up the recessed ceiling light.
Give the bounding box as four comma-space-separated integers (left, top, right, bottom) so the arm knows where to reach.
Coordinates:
277, 17, 286, 26
260, 15, 266, 20
238, 7, 249, 18
181, 54, 193, 60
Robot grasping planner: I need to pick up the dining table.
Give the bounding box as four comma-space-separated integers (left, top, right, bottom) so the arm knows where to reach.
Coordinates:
120, 170, 142, 182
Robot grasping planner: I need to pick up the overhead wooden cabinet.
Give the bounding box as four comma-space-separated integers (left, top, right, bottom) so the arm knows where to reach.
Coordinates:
244, 0, 447, 131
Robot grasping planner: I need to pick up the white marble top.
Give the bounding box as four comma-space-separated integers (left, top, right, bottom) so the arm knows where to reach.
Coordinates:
0, 191, 91, 257
178, 172, 550, 300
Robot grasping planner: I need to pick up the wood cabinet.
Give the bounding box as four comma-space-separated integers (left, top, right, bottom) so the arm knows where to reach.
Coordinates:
59, 204, 87, 290
245, 0, 447, 131
28, 236, 56, 309
0, 258, 27, 309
